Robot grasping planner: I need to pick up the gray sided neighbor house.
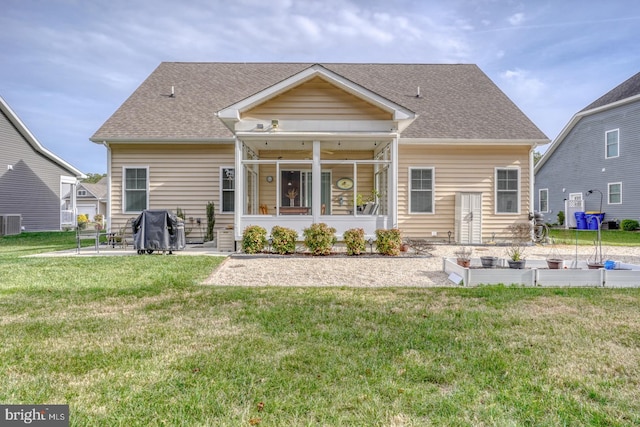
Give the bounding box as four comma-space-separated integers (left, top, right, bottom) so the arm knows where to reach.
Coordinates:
535, 72, 640, 228
0, 95, 84, 232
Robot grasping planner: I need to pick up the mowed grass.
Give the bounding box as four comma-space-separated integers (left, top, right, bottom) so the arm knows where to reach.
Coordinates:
549, 227, 640, 246
1, 233, 640, 425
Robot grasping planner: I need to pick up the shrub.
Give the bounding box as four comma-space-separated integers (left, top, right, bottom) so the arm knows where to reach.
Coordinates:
206, 201, 215, 242
303, 223, 337, 255
343, 228, 366, 255
375, 228, 402, 256
621, 219, 639, 232
557, 210, 565, 226
270, 226, 298, 254
242, 225, 267, 254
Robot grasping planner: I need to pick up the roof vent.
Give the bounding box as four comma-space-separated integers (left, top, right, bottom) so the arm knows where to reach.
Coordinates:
415, 86, 421, 98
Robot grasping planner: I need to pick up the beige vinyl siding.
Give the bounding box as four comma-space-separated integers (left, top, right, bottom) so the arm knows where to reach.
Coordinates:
398, 145, 531, 242
243, 77, 392, 120
110, 143, 234, 240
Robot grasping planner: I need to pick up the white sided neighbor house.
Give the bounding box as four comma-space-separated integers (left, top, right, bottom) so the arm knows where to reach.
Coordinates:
91, 63, 548, 248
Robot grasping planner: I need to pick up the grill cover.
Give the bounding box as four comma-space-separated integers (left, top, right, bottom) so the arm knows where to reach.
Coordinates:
132, 210, 185, 252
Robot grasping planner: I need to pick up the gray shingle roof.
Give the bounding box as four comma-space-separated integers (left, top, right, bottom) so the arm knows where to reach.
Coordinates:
581, 71, 640, 112
91, 62, 547, 142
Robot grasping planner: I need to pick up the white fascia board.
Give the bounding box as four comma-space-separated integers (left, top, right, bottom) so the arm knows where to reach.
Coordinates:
401, 138, 550, 146
91, 137, 235, 144
535, 94, 640, 173
236, 131, 395, 142
0, 95, 85, 178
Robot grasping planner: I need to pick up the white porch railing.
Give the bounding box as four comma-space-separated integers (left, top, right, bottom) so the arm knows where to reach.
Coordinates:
61, 210, 74, 225
237, 215, 389, 240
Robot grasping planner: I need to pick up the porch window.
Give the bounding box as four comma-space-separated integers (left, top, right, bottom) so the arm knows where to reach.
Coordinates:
221, 167, 235, 212
539, 188, 548, 213
496, 168, 519, 214
409, 168, 434, 213
608, 182, 622, 204
123, 167, 148, 213
605, 129, 619, 159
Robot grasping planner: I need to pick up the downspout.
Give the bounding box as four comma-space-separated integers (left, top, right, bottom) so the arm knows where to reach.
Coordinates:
529, 146, 535, 217
102, 141, 112, 233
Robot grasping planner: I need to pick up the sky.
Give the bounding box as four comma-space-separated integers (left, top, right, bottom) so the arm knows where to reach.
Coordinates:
1, 0, 639, 175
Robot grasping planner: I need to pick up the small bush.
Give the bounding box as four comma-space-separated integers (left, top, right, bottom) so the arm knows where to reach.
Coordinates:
343, 228, 366, 255
557, 210, 565, 226
375, 228, 402, 256
303, 223, 337, 255
271, 226, 298, 254
242, 225, 267, 254
621, 219, 639, 232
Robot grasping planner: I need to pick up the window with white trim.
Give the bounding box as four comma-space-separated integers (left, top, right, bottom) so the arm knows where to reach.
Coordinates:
409, 168, 434, 213
608, 182, 622, 204
221, 167, 235, 213
123, 167, 148, 213
539, 188, 548, 213
496, 168, 519, 214
606, 129, 619, 158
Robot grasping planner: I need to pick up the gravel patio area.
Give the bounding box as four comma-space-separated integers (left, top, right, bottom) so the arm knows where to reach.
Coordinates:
203, 244, 640, 287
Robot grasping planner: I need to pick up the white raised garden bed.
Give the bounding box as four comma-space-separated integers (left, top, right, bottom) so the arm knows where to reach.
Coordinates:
443, 258, 640, 288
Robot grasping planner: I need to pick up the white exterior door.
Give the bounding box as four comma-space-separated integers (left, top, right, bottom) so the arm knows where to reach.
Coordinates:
456, 192, 482, 244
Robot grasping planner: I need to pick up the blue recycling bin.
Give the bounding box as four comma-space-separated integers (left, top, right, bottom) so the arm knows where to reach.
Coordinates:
586, 213, 605, 230
574, 212, 587, 229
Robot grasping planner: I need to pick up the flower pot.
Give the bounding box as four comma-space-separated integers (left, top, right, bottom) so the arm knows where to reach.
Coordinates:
546, 258, 563, 269
456, 258, 470, 268
480, 256, 498, 268
507, 259, 526, 269
587, 262, 604, 270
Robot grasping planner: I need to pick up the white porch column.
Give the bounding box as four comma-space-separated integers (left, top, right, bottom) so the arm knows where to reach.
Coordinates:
234, 138, 243, 240
312, 140, 321, 220
391, 135, 399, 228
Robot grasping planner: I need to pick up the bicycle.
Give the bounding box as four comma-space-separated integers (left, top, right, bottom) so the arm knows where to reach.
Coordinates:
530, 211, 548, 243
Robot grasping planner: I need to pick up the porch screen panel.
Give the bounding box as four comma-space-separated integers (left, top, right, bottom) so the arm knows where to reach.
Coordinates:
244, 166, 257, 214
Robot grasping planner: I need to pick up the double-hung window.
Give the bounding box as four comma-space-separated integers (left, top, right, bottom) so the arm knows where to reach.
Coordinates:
539, 188, 549, 213
496, 168, 519, 214
221, 167, 235, 213
123, 167, 148, 213
608, 182, 622, 204
606, 129, 619, 158
409, 168, 434, 213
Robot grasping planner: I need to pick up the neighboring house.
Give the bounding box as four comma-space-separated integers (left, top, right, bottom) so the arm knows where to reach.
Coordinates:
0, 94, 84, 232
535, 71, 640, 228
63, 176, 107, 222
91, 62, 548, 245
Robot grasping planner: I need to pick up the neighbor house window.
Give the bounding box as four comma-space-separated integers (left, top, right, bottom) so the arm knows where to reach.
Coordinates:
496, 168, 519, 214
539, 188, 548, 213
123, 167, 148, 213
608, 182, 622, 204
221, 167, 235, 213
606, 129, 619, 158
77, 189, 87, 196
409, 168, 434, 213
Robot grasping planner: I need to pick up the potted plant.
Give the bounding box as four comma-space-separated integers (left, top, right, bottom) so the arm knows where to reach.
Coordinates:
546, 238, 563, 269
480, 255, 498, 268
506, 244, 526, 269
455, 247, 472, 267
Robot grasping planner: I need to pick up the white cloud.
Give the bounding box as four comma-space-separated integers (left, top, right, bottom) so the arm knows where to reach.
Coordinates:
508, 12, 525, 26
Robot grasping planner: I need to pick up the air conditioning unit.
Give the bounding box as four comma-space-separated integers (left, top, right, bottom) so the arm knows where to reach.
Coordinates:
0, 214, 22, 236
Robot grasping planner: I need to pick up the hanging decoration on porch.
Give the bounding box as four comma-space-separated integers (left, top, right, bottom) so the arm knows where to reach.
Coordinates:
286, 188, 298, 206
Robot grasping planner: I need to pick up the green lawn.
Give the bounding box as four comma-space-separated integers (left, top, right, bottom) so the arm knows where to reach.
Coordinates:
549, 227, 640, 246
1, 232, 640, 426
